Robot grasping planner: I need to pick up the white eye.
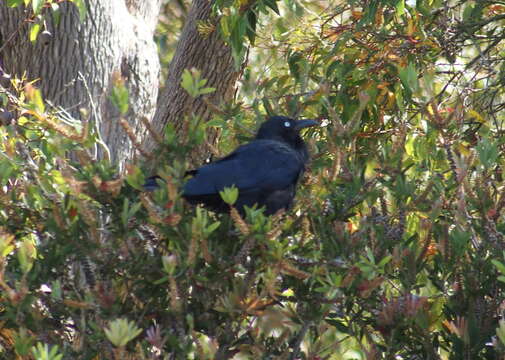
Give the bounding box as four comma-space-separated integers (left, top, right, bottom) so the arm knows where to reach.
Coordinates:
284, 121, 291, 127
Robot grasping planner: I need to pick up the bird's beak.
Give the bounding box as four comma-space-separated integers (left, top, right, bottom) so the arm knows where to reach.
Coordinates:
294, 119, 318, 131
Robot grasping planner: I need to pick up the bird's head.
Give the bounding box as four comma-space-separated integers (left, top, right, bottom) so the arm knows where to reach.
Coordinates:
256, 116, 318, 147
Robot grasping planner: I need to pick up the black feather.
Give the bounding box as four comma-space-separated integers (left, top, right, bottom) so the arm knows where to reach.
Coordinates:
146, 116, 317, 215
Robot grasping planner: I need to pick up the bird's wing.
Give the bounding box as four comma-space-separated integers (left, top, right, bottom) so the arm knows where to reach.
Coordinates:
183, 140, 304, 196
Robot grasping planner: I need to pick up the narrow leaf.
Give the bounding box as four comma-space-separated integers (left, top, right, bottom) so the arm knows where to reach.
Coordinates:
72, 0, 88, 21
29, 23, 41, 43
31, 0, 43, 14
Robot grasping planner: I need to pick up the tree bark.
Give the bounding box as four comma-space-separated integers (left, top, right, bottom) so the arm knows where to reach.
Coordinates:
149, 0, 240, 162
0, 0, 161, 168
0, 0, 241, 168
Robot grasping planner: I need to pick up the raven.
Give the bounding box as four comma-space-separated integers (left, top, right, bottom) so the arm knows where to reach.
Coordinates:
182, 116, 317, 215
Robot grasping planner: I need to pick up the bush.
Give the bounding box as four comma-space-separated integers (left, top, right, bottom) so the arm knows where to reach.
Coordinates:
1, 1, 505, 359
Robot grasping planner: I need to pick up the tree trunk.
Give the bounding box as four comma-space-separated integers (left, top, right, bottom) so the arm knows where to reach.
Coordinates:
149, 0, 240, 163
0, 0, 161, 168
0, 0, 241, 168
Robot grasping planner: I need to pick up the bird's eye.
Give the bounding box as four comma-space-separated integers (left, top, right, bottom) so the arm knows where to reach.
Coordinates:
284, 121, 291, 127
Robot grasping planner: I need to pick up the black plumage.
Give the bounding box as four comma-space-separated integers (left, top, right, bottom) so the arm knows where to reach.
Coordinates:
181, 116, 317, 214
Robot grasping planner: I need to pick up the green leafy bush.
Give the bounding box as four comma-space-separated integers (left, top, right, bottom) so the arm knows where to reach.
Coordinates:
1, 0, 505, 359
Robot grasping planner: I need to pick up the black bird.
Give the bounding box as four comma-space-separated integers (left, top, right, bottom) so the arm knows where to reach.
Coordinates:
146, 116, 318, 215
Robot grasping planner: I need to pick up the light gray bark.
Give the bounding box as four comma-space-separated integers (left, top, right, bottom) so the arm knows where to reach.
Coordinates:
0, 0, 161, 168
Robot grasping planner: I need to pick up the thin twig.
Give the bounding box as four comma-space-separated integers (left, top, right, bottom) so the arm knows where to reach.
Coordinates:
436, 36, 503, 100
289, 321, 311, 360
78, 72, 111, 161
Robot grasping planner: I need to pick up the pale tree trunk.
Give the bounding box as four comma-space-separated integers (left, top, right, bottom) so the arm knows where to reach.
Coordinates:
0, 0, 161, 168
149, 0, 240, 163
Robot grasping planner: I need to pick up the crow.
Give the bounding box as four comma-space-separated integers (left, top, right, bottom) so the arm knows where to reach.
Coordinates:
146, 116, 317, 215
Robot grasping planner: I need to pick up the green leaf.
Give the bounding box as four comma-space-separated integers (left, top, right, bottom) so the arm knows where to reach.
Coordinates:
0, 162, 14, 186
246, 10, 257, 44
72, 0, 88, 21
359, 1, 378, 25
325, 319, 349, 333
395, 83, 405, 111
378, 255, 392, 268
51, 280, 62, 301
462, 3, 475, 22
492, 259, 505, 275
29, 23, 41, 43
121, 198, 131, 227
181, 69, 214, 97
50, 3, 62, 25
449, 228, 470, 257
164, 123, 177, 145
125, 166, 144, 190
199, 87, 216, 95
0, 232, 15, 258
110, 82, 129, 115
31, 342, 63, 360
469, 3, 484, 22
219, 185, 238, 205
7, 0, 24, 7
162, 255, 177, 275
263, 0, 280, 15
18, 237, 36, 274
395, 0, 405, 16
104, 318, 142, 348
476, 138, 498, 169
13, 328, 35, 356
181, 69, 194, 95
288, 52, 303, 81
398, 63, 419, 96
205, 221, 221, 236
206, 118, 226, 128
230, 17, 247, 60
31, 87, 45, 113
31, 0, 43, 14
220, 17, 230, 38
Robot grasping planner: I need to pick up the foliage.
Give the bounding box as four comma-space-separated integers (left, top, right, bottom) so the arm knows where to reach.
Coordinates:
0, 0, 505, 359
31, 343, 63, 360
104, 318, 143, 348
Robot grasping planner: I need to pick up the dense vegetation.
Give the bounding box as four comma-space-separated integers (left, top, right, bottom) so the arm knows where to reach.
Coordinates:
0, 0, 505, 359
